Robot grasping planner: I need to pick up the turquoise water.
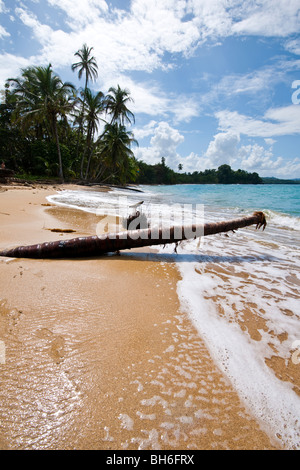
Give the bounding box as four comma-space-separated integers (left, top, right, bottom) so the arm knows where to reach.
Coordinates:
141, 184, 300, 217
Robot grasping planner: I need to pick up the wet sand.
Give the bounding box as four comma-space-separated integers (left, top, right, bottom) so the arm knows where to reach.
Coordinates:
0, 185, 278, 450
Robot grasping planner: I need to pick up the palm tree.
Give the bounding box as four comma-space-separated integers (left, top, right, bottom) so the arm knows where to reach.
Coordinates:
8, 65, 76, 182
105, 85, 135, 126
81, 88, 104, 180
72, 44, 98, 92
95, 122, 138, 184
71, 44, 98, 176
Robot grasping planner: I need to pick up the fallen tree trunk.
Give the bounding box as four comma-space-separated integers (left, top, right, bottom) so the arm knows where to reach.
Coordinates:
0, 212, 267, 259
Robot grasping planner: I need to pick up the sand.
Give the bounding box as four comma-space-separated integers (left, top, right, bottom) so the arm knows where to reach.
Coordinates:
0, 184, 279, 450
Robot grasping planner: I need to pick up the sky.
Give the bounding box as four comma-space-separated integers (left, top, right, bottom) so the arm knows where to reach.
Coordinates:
1, 0, 300, 178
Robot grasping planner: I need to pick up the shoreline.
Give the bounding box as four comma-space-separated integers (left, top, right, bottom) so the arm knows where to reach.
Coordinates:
0, 184, 279, 449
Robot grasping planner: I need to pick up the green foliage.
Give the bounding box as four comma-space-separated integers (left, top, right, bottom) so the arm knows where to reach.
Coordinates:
136, 162, 263, 185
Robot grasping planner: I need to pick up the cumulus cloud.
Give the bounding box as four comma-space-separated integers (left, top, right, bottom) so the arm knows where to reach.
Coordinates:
239, 143, 283, 172
238, 144, 300, 178
201, 131, 300, 178
204, 132, 240, 167
135, 121, 184, 168
0, 53, 32, 87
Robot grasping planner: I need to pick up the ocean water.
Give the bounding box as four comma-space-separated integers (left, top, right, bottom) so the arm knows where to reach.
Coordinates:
48, 184, 300, 449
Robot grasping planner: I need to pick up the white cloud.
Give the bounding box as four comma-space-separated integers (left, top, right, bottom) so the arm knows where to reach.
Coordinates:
0, 53, 32, 88
15, 0, 300, 86
47, 0, 109, 27
201, 131, 300, 178
0, 0, 9, 38
9, 0, 300, 84
135, 121, 184, 167
264, 138, 276, 147
0, 24, 9, 38
6, 0, 299, 122
202, 59, 300, 108
216, 106, 300, 138
238, 144, 300, 178
13, 1, 200, 86
239, 143, 283, 172
15, 7, 53, 44
135, 123, 300, 178
285, 38, 300, 56
204, 131, 240, 167
231, 0, 300, 37
171, 94, 200, 123
188, 0, 300, 41
134, 121, 158, 140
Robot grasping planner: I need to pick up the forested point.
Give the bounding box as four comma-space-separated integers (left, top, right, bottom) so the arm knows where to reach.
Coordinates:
0, 44, 263, 186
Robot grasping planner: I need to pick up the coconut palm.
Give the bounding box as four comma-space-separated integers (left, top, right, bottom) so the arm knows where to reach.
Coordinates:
95, 122, 138, 184
81, 88, 105, 180
105, 85, 135, 126
71, 44, 98, 176
8, 64, 76, 182
72, 44, 98, 91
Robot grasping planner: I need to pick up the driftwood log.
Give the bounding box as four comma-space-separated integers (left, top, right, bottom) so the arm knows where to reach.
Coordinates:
0, 212, 267, 259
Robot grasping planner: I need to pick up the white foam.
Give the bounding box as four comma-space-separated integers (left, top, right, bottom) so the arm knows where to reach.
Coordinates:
264, 209, 300, 231
167, 233, 300, 450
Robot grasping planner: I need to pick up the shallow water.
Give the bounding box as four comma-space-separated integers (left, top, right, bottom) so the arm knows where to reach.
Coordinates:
46, 184, 300, 449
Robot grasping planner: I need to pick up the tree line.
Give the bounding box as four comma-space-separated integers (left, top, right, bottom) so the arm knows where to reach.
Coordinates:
0, 44, 263, 186
136, 160, 263, 185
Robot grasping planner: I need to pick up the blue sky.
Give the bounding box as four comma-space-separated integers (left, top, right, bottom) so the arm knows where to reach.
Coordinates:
1, 0, 300, 178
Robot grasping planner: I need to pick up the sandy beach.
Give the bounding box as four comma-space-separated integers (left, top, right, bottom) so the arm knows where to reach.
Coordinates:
0, 184, 281, 450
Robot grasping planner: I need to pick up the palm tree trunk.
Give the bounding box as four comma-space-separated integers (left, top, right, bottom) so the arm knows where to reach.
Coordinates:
53, 118, 64, 183
79, 76, 89, 179
0, 212, 266, 259
84, 125, 93, 180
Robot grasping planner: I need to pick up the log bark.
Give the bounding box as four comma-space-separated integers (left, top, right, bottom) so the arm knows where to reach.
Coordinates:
0, 211, 267, 259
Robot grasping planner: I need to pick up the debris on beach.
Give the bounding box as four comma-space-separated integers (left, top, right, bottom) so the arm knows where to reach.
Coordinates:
0, 212, 267, 259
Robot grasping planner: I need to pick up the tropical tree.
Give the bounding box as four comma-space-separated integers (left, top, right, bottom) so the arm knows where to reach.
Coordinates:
81, 88, 105, 180
72, 44, 98, 92
8, 64, 76, 181
95, 122, 138, 184
105, 85, 135, 126
71, 44, 98, 176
